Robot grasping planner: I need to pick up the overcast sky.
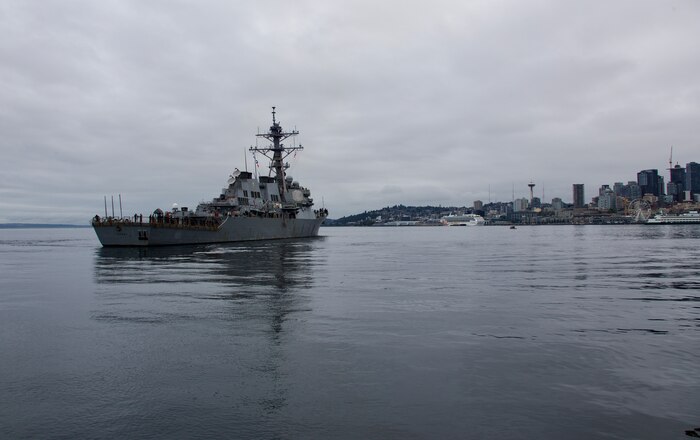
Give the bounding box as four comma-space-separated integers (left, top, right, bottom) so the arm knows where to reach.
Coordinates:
1, 0, 699, 223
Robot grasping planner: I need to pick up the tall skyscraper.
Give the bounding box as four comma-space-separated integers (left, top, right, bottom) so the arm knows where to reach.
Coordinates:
637, 169, 661, 197
625, 181, 642, 200
670, 164, 686, 185
573, 184, 585, 208
613, 182, 625, 196
668, 164, 686, 202
687, 162, 700, 197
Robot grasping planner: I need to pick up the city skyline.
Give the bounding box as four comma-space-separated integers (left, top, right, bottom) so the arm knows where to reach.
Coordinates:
437, 157, 700, 209
2, 1, 700, 222
476, 156, 699, 207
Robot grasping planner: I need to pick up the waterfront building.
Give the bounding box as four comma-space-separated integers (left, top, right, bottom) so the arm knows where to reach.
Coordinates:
473, 200, 483, 211
573, 184, 585, 208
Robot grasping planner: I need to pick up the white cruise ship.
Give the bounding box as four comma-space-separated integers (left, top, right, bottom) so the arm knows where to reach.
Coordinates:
440, 213, 485, 226
646, 211, 700, 224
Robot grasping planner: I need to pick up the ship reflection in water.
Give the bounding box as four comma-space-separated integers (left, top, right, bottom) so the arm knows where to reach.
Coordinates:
93, 237, 325, 326
91, 238, 326, 425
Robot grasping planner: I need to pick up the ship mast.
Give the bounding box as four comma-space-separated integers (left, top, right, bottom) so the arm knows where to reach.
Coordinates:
249, 107, 303, 198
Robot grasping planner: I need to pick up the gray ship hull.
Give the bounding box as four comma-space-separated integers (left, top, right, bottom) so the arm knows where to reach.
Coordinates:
93, 216, 324, 247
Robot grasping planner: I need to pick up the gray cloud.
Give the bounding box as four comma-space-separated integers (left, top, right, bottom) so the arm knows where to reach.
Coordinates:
1, 0, 699, 223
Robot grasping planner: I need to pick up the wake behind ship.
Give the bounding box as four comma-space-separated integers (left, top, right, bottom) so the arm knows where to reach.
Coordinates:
92, 108, 328, 247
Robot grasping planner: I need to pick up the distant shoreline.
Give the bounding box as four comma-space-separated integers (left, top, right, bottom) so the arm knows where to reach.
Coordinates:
0, 224, 91, 229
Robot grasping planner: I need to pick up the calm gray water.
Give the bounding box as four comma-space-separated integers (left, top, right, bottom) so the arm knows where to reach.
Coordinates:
1, 225, 698, 439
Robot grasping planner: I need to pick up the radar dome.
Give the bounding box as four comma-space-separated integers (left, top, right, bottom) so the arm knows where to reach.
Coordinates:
291, 189, 305, 202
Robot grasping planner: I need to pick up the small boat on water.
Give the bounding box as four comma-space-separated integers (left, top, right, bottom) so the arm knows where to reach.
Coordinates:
92, 108, 328, 247
645, 211, 700, 225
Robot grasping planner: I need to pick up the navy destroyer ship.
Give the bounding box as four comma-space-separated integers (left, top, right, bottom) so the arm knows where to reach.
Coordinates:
92, 108, 328, 246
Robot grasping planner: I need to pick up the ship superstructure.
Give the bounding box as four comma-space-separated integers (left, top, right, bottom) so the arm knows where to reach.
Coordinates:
92, 108, 327, 246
